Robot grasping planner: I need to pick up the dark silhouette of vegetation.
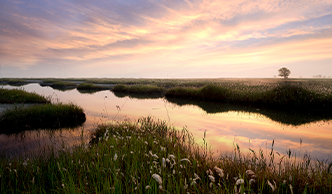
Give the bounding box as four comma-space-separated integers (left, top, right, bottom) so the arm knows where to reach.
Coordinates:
278, 67, 291, 79
0, 103, 86, 134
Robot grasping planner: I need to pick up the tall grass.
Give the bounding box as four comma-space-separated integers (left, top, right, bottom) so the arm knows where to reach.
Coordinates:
51, 81, 77, 88
0, 88, 50, 103
77, 83, 104, 90
112, 84, 166, 94
165, 83, 332, 111
0, 117, 331, 193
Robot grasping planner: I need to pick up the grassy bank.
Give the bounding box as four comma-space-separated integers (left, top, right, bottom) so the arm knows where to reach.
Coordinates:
0, 88, 50, 103
165, 83, 332, 111
0, 103, 86, 134
77, 83, 104, 91
112, 84, 166, 94
50, 81, 77, 89
0, 117, 331, 193
0, 78, 28, 86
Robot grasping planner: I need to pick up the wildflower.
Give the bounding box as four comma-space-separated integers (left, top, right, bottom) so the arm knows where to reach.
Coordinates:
208, 175, 215, 182
180, 158, 191, 164
160, 147, 165, 151
289, 184, 294, 194
245, 170, 255, 178
268, 180, 275, 191
168, 154, 175, 159
236, 179, 244, 185
152, 174, 162, 184
162, 158, 166, 168
62, 184, 65, 188
249, 179, 255, 185
214, 166, 224, 178
289, 175, 292, 181
194, 173, 201, 181
32, 177, 35, 184
209, 182, 213, 188
114, 153, 118, 161
145, 185, 151, 189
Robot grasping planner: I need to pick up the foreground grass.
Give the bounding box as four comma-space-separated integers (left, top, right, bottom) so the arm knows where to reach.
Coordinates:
0, 103, 86, 134
0, 117, 331, 193
112, 84, 166, 94
0, 88, 50, 103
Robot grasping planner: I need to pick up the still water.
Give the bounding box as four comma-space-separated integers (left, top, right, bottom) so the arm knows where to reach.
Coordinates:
1, 83, 332, 160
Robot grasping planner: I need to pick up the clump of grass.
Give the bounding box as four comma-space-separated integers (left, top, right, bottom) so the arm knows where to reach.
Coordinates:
42, 79, 60, 83
0, 117, 331, 193
0, 88, 50, 103
165, 83, 332, 111
77, 83, 104, 90
0, 103, 86, 134
112, 84, 166, 94
51, 81, 77, 88
1, 78, 28, 86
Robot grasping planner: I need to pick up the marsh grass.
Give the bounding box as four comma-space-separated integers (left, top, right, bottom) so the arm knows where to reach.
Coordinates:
165, 83, 332, 111
0, 78, 28, 86
77, 83, 104, 91
112, 84, 166, 94
0, 103, 86, 134
0, 88, 50, 103
0, 117, 331, 193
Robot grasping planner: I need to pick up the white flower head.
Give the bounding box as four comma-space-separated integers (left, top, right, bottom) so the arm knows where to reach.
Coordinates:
180, 158, 191, 164
268, 180, 275, 192
162, 158, 166, 168
214, 166, 224, 178
236, 179, 244, 185
152, 174, 162, 184
208, 175, 215, 182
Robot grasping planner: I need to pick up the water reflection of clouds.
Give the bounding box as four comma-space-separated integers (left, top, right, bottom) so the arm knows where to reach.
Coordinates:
2, 84, 332, 160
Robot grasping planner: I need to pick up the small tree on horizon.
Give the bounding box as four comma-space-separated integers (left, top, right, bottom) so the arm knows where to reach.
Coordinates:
278, 67, 291, 79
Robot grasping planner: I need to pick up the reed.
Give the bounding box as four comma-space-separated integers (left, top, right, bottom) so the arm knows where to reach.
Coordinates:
112, 84, 166, 94
0, 117, 330, 193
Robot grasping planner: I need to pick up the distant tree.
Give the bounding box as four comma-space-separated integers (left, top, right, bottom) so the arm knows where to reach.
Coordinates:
278, 67, 291, 79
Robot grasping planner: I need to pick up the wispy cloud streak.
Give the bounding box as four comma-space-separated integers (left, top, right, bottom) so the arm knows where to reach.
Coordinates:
0, 0, 332, 77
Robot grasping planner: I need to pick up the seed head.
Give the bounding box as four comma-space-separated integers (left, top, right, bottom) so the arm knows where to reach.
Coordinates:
152, 174, 162, 184
214, 166, 224, 178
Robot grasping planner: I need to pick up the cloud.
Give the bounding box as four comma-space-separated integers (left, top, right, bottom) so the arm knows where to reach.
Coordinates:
0, 0, 332, 77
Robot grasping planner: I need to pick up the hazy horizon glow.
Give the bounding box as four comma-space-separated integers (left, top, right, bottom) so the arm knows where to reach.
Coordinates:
1, 0, 332, 78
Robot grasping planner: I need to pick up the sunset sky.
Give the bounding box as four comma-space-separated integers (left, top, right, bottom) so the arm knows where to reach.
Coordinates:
1, 0, 332, 78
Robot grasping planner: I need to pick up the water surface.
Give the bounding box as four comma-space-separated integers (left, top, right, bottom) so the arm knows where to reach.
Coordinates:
1, 83, 332, 160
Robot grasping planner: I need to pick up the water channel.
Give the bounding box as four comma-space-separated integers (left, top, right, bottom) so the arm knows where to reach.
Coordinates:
1, 83, 332, 161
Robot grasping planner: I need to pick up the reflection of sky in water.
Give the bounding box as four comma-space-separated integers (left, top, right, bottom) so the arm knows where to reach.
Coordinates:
1, 83, 332, 160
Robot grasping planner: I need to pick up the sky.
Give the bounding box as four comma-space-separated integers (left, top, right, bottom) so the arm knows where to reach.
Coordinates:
0, 0, 332, 78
